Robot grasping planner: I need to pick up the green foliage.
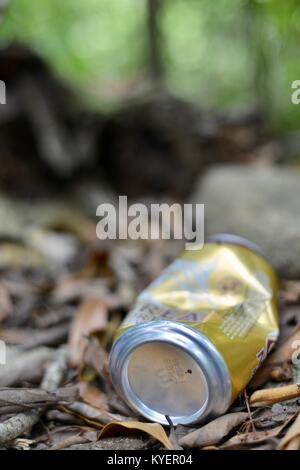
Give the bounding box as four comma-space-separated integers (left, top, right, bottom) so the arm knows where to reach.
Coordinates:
0, 0, 146, 100
1, 0, 300, 129
161, 0, 254, 107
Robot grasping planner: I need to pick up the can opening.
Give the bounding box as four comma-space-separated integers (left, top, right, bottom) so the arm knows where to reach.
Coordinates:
126, 342, 209, 422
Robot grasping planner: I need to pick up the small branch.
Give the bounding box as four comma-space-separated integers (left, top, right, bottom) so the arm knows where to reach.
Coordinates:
244, 389, 256, 433
0, 346, 68, 446
250, 383, 300, 407
41, 346, 68, 392
0, 347, 55, 387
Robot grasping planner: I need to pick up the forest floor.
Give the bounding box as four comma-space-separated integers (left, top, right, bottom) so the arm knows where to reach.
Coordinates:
0, 201, 299, 450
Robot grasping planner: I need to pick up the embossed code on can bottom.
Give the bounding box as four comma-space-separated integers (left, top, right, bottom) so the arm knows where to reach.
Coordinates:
127, 342, 209, 417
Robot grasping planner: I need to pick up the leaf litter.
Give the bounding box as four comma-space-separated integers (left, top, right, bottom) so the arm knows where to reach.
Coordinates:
1, 202, 300, 450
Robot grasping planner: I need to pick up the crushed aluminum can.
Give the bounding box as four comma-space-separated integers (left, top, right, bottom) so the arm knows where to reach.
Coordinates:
109, 234, 279, 425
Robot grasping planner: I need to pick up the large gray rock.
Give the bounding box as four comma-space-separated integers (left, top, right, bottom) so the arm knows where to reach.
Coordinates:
190, 165, 300, 278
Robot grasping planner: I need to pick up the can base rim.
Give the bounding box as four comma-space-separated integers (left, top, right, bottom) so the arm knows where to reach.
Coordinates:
109, 320, 232, 426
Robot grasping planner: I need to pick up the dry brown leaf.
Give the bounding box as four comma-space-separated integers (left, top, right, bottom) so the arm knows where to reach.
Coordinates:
278, 411, 300, 450
79, 381, 108, 411
46, 425, 99, 450
0, 283, 13, 322
220, 410, 299, 449
0, 347, 55, 387
282, 281, 300, 304
179, 412, 248, 448
268, 324, 300, 364
269, 363, 292, 382
1, 325, 67, 347
10, 438, 35, 450
250, 384, 300, 407
0, 324, 69, 349
80, 336, 110, 382
63, 401, 130, 427
46, 409, 84, 425
51, 277, 112, 304
0, 243, 47, 270
77, 250, 112, 278
69, 298, 108, 366
219, 427, 281, 449
95, 311, 122, 350
80, 336, 132, 417
0, 386, 78, 409
250, 324, 300, 388
99, 421, 173, 449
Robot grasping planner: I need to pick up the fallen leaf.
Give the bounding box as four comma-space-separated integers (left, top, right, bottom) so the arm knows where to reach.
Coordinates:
45, 425, 99, 450
220, 411, 299, 449
79, 381, 108, 411
179, 412, 248, 448
79, 336, 132, 417
220, 426, 281, 449
268, 324, 300, 364
95, 311, 122, 350
69, 298, 108, 366
0, 325, 69, 349
0, 347, 55, 387
63, 401, 130, 427
10, 438, 35, 450
80, 336, 110, 382
77, 249, 112, 278
29, 228, 79, 265
269, 363, 293, 382
0, 283, 13, 322
250, 324, 300, 388
250, 384, 300, 407
51, 277, 112, 304
282, 281, 300, 304
0, 386, 78, 409
99, 421, 173, 449
165, 416, 182, 450
278, 410, 300, 450
0, 242, 47, 270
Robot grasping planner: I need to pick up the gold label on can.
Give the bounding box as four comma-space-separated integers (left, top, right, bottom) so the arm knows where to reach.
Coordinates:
116, 242, 279, 401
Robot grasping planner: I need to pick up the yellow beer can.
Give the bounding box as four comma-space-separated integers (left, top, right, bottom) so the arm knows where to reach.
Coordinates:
109, 234, 279, 425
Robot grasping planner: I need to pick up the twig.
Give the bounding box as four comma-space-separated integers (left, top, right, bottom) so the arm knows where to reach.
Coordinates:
0, 346, 68, 446
0, 347, 55, 387
250, 383, 300, 407
244, 389, 256, 433
165, 415, 182, 450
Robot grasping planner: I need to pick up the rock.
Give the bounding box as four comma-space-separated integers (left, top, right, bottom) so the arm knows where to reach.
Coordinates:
190, 165, 300, 278
0, 193, 96, 269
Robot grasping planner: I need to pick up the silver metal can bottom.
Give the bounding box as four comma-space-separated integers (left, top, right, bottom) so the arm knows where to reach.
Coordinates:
109, 320, 232, 425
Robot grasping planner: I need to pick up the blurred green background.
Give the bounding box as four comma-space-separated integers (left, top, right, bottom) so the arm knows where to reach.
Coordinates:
1, 0, 300, 130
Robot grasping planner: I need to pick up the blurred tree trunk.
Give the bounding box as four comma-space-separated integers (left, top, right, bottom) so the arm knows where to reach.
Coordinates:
245, 0, 270, 120
147, 0, 163, 84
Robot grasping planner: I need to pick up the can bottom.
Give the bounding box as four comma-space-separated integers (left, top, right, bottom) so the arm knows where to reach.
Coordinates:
109, 321, 232, 425
127, 341, 209, 420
